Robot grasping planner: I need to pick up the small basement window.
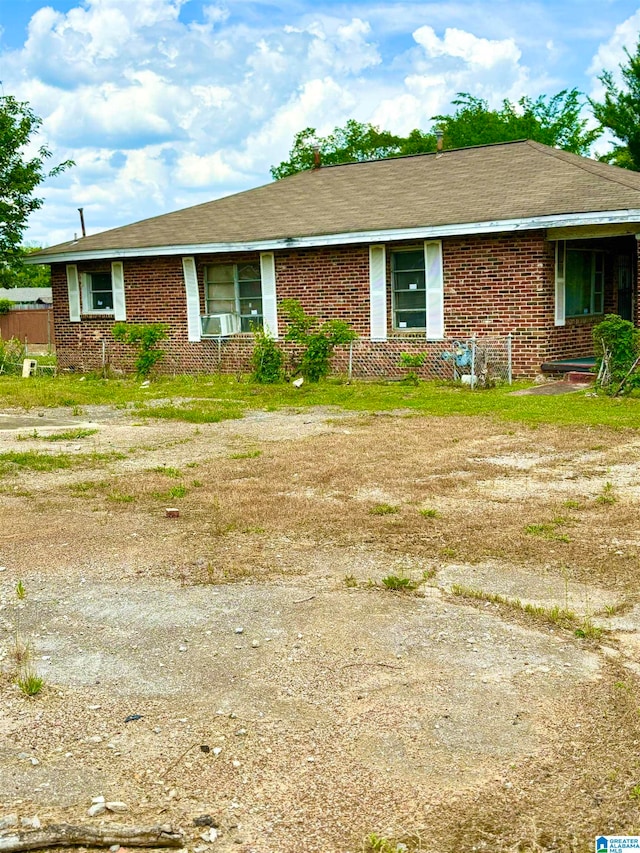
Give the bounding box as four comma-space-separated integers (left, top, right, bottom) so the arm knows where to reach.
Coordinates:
204, 263, 263, 332
392, 249, 426, 330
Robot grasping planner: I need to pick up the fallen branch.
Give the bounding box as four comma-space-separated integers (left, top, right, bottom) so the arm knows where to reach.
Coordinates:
292, 594, 316, 604
340, 661, 402, 670
0, 823, 184, 852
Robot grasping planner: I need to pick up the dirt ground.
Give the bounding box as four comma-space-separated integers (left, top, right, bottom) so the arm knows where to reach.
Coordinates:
1, 403, 640, 852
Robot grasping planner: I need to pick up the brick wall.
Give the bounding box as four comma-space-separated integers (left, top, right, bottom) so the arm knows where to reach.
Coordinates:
51, 232, 629, 378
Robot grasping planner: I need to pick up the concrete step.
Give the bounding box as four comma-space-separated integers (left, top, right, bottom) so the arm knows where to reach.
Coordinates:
565, 371, 595, 384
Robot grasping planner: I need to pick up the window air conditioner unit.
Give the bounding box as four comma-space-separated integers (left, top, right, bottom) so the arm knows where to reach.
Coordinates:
200, 313, 241, 337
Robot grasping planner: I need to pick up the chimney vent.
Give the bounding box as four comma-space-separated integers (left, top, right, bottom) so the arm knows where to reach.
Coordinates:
435, 129, 444, 152
312, 146, 321, 169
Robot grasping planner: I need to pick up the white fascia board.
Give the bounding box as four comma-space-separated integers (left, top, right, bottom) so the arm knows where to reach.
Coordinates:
25, 208, 640, 264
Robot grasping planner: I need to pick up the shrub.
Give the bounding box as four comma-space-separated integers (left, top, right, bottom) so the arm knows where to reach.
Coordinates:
251, 326, 283, 383
0, 298, 13, 315
593, 314, 640, 391
280, 299, 357, 382
399, 352, 427, 385
112, 322, 169, 379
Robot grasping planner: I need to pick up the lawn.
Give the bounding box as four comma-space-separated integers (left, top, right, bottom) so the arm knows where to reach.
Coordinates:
2, 372, 640, 429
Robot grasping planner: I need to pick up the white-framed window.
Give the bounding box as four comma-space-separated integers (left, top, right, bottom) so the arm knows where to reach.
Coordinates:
556, 241, 605, 319
204, 262, 262, 332
82, 271, 113, 312
392, 248, 426, 330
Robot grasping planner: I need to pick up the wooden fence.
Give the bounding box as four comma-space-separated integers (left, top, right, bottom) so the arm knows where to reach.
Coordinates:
0, 309, 55, 348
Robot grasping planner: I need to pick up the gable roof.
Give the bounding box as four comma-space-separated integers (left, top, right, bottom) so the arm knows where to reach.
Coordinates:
34, 140, 640, 262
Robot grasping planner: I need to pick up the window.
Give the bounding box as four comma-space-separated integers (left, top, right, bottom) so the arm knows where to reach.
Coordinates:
392, 249, 426, 329
557, 242, 604, 319
205, 263, 262, 332
82, 271, 114, 312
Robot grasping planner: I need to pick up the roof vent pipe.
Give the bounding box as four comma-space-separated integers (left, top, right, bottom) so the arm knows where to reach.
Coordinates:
312, 146, 321, 169
78, 207, 86, 237
435, 129, 444, 152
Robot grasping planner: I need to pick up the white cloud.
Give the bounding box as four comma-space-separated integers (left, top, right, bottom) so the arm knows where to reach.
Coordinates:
588, 9, 640, 97
413, 25, 521, 69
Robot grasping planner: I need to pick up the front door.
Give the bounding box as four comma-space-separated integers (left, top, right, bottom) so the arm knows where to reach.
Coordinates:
617, 254, 634, 322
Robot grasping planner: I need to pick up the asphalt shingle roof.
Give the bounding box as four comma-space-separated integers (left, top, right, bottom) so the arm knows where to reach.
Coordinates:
36, 140, 640, 258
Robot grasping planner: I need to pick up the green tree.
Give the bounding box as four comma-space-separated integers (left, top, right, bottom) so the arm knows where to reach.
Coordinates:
271, 90, 597, 179
270, 120, 411, 179
0, 247, 51, 289
590, 39, 640, 170
0, 95, 73, 271
435, 90, 597, 155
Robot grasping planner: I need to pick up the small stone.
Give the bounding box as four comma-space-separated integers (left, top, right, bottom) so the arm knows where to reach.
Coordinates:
153, 726, 161, 734
232, 760, 241, 768
251, 640, 260, 648
87, 704, 101, 710
105, 802, 128, 813
109, 846, 121, 852
89, 735, 103, 743
29, 757, 40, 766
88, 803, 106, 817
235, 729, 247, 737
0, 567, 6, 572
200, 828, 219, 843
234, 627, 244, 634
0, 815, 18, 830
193, 815, 218, 828
91, 797, 106, 805
178, 645, 188, 652
21, 817, 41, 829
213, 747, 223, 757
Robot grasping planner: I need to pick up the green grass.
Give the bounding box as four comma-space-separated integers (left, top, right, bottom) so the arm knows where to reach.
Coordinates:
229, 449, 262, 459
40, 428, 98, 442
15, 670, 44, 697
419, 507, 440, 518
0, 450, 125, 477
369, 503, 400, 515
4, 373, 640, 429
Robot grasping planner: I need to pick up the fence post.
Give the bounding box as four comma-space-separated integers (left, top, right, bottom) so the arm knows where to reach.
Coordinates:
347, 340, 353, 382
470, 335, 477, 389
507, 332, 513, 385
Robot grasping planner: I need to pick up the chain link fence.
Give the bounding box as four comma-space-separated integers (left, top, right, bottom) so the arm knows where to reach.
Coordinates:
338, 334, 513, 386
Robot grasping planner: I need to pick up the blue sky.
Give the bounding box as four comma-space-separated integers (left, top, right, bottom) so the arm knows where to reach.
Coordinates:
1, 0, 640, 247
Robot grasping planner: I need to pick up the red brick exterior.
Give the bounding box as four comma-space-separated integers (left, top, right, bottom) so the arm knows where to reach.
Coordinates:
50, 232, 639, 378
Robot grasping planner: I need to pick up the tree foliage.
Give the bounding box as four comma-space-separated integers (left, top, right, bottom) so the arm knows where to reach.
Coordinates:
270, 90, 598, 179
590, 39, 640, 171
0, 246, 51, 289
435, 90, 597, 155
0, 95, 73, 270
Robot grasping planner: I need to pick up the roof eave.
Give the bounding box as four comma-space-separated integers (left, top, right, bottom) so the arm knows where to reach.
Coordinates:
26, 209, 640, 264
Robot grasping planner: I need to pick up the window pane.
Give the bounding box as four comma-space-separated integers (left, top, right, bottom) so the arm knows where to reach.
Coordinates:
208, 283, 235, 301
393, 251, 424, 272
394, 271, 426, 291
207, 265, 234, 283
238, 263, 260, 281
90, 273, 113, 310
241, 316, 263, 332
396, 311, 426, 329
566, 250, 592, 316
209, 299, 235, 314
238, 280, 261, 299
396, 290, 426, 310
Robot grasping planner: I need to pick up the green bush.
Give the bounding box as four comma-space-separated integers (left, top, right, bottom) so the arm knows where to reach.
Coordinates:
593, 314, 640, 392
112, 322, 169, 379
280, 298, 357, 382
0, 298, 13, 315
251, 326, 283, 383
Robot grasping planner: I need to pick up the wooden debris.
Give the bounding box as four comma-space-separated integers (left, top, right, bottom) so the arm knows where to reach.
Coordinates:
0, 823, 184, 852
